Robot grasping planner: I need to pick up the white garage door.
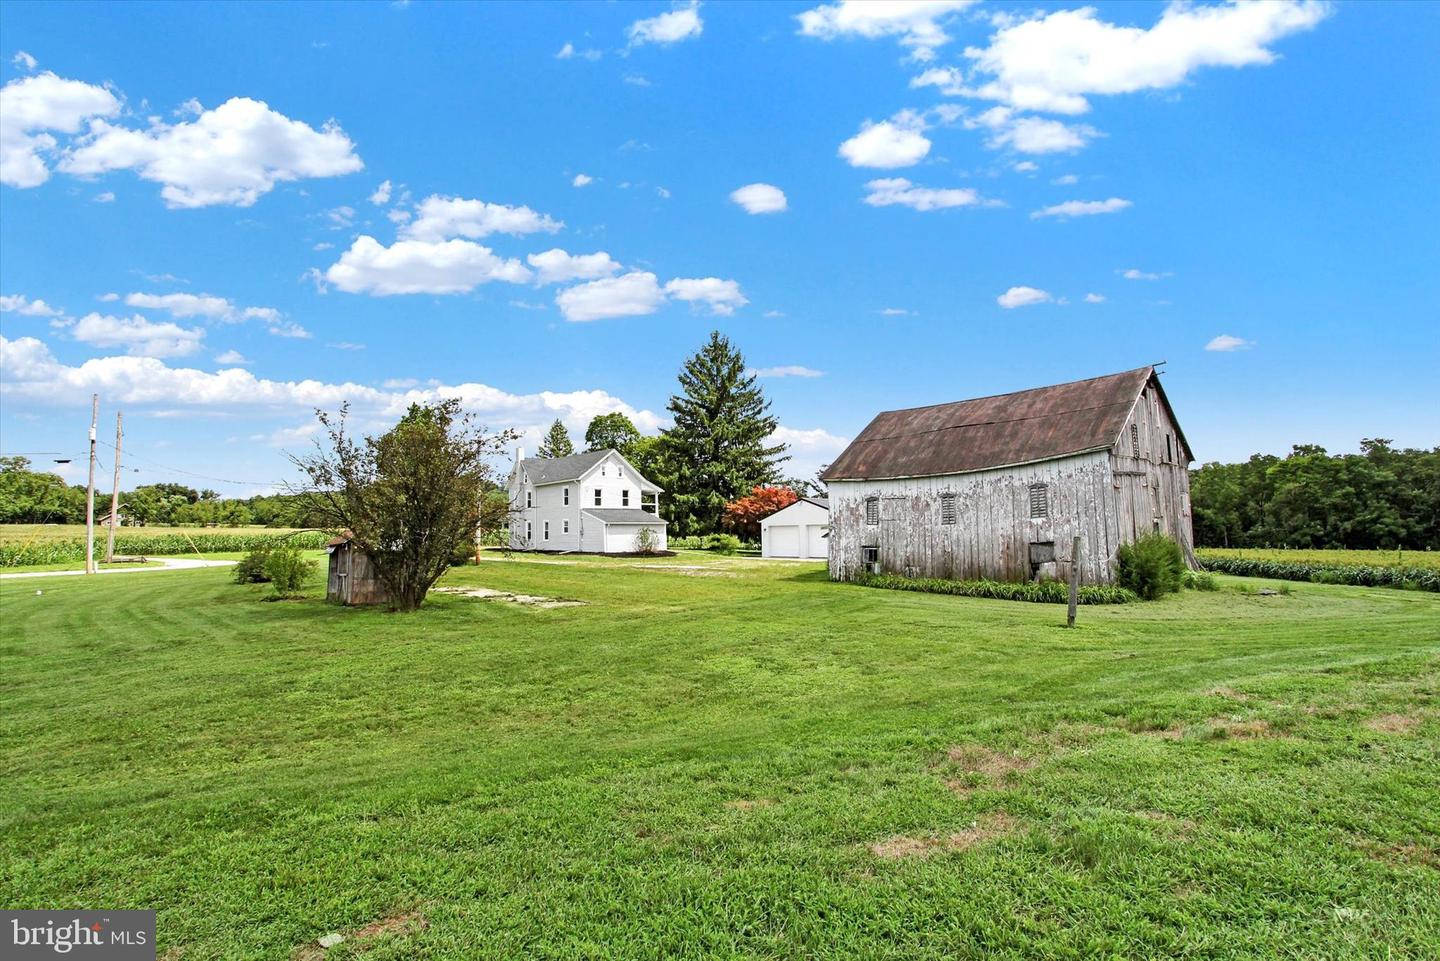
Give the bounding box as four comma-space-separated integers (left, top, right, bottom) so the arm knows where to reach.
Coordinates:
806, 525, 828, 559
769, 525, 800, 557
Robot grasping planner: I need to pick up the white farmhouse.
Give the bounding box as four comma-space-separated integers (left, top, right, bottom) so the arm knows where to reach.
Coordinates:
507, 448, 667, 554
760, 497, 829, 559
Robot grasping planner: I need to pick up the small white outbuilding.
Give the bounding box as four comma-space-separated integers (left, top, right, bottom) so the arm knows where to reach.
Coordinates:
760, 496, 829, 560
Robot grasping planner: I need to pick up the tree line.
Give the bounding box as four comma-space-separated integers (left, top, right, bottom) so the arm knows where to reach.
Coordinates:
1189, 439, 1439, 550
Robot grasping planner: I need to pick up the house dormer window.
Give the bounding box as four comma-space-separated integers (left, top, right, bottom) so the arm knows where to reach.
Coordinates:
593, 488, 602, 506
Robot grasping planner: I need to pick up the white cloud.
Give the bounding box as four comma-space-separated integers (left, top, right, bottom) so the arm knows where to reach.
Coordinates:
656, 185, 671, 199
325, 204, 356, 228
369, 179, 392, 205
749, 365, 824, 378
763, 309, 785, 318
0, 294, 64, 317
627, 2, 704, 47
59, 96, 363, 208
267, 322, 311, 339
1205, 334, 1253, 352
526, 248, 622, 284
121, 291, 279, 323
93, 190, 115, 202
664, 277, 748, 315
572, 173, 594, 187
1084, 292, 1105, 303
214, 350, 248, 365
838, 113, 931, 168
0, 334, 665, 435
0, 71, 122, 188
556, 42, 576, 59
71, 312, 205, 358
508, 300, 547, 311
967, 106, 1096, 154
730, 182, 788, 214
313, 242, 334, 251
1120, 267, 1170, 281
1013, 160, 1038, 173
1031, 197, 1131, 219
961, 1, 1331, 115
996, 286, 1052, 308
797, 1, 980, 61
556, 42, 602, 61
768, 425, 849, 454
382, 377, 419, 389
556, 271, 666, 322
623, 74, 652, 87
401, 194, 563, 242
1051, 173, 1079, 185
325, 235, 532, 296
862, 177, 984, 211
13, 50, 38, 71
880, 307, 911, 316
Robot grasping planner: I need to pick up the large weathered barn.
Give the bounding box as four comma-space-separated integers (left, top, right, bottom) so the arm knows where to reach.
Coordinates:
821, 366, 1195, 585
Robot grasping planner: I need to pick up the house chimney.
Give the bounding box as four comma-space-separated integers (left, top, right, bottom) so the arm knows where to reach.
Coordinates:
515, 446, 524, 463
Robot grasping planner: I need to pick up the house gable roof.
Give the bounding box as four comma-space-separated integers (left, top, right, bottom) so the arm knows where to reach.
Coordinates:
761, 496, 829, 524
516, 449, 664, 491
821, 367, 1186, 481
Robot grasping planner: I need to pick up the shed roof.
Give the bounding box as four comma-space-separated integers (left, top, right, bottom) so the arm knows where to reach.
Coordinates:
583, 509, 668, 525
821, 367, 1188, 481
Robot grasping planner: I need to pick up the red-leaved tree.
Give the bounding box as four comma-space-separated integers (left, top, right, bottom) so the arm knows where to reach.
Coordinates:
722, 485, 800, 540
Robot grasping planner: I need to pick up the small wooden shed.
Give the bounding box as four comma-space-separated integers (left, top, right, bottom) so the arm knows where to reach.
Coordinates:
325, 533, 390, 606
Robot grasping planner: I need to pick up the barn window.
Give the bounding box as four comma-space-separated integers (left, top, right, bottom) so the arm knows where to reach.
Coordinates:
526, 490, 533, 509
1166, 434, 1174, 463
940, 492, 957, 525
1029, 483, 1049, 519
865, 496, 879, 525
862, 545, 879, 570
594, 488, 602, 506
563, 486, 570, 506
1130, 423, 1140, 457
622, 489, 630, 507
543, 521, 550, 541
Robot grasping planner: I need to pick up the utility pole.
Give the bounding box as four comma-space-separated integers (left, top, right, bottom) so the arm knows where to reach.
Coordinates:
105, 411, 123, 564
85, 394, 98, 575
1066, 534, 1082, 628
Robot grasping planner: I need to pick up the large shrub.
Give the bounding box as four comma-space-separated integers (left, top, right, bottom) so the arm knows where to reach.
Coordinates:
233, 546, 272, 583
703, 533, 741, 555
1117, 533, 1186, 600
633, 527, 660, 555
264, 548, 315, 599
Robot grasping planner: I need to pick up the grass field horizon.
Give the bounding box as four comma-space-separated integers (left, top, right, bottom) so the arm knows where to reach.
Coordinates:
3, 552, 1436, 958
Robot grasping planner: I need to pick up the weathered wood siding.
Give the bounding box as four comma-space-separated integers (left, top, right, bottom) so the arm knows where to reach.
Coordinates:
326, 543, 390, 605
1109, 381, 1196, 564
827, 451, 1121, 584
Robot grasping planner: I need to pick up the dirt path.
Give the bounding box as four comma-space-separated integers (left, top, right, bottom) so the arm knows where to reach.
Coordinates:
0, 558, 236, 580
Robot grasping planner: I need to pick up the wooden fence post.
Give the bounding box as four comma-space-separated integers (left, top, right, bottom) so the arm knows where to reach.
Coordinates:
1066, 534, 1081, 628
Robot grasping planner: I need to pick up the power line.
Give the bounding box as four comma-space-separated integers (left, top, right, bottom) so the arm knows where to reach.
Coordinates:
94, 438, 287, 488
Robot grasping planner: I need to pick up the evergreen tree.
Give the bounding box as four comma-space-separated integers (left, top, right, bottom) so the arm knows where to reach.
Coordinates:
537, 418, 575, 458
661, 332, 787, 535
584, 412, 641, 454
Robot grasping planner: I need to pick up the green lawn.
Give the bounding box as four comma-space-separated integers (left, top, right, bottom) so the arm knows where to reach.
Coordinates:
2, 553, 1437, 959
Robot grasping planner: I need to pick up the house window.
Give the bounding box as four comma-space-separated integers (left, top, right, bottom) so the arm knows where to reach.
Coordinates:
622, 489, 630, 507
525, 520, 532, 542
543, 521, 550, 541
1130, 423, 1140, 457
940, 492, 957, 525
563, 519, 570, 534
1165, 434, 1174, 463
1029, 483, 1049, 519
525, 490, 533, 509
865, 496, 879, 525
594, 488, 602, 506
563, 486, 569, 506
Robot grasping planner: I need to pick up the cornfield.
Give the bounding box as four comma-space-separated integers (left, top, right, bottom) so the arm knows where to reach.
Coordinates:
853, 573, 1138, 605
0, 530, 332, 567
1198, 555, 1439, 592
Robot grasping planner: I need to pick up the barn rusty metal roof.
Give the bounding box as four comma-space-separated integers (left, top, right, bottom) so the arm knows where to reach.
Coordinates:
821, 367, 1187, 481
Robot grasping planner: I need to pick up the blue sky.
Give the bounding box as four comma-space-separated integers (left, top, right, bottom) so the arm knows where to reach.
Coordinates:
2, 0, 1436, 495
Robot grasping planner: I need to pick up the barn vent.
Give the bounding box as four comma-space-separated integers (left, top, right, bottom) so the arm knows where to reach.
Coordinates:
1028, 483, 1049, 519
1130, 423, 1140, 457
940, 492, 957, 525
865, 496, 879, 525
